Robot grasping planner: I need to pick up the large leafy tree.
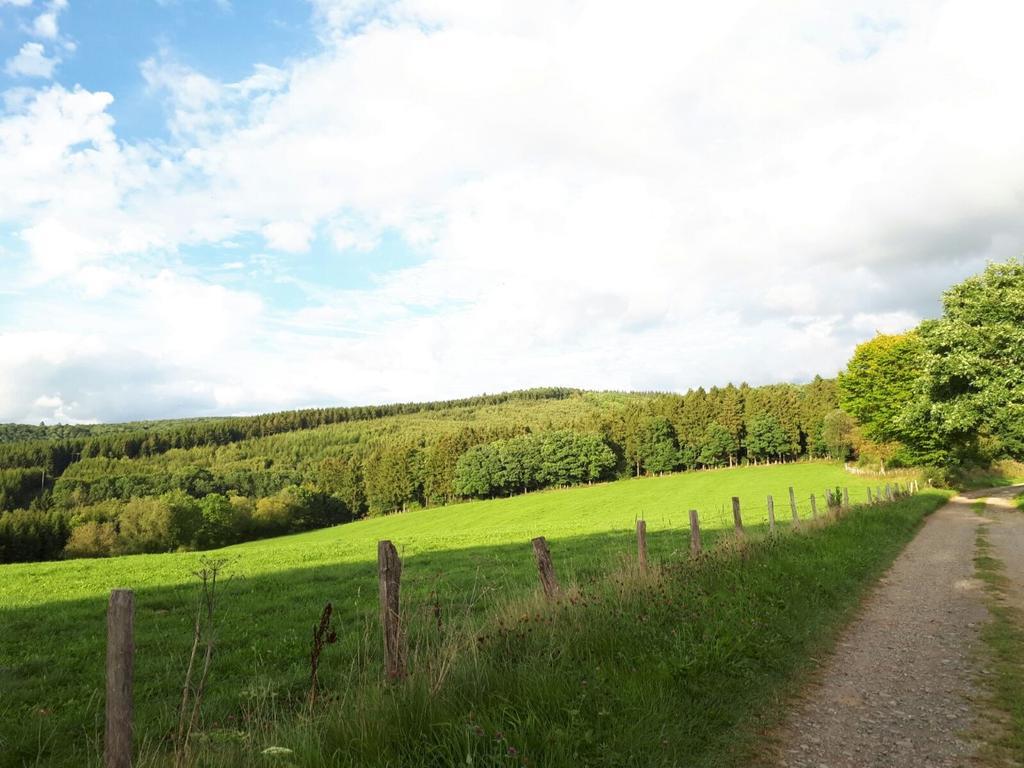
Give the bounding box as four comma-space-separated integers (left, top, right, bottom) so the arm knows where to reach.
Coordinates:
837, 332, 925, 444
699, 422, 736, 467
918, 259, 1024, 459
744, 415, 790, 462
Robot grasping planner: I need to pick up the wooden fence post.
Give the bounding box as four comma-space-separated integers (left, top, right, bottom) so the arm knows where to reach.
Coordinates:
843, 487, 850, 511
636, 520, 648, 572
731, 497, 745, 537
810, 494, 818, 520
688, 509, 702, 556
766, 495, 776, 533
789, 487, 800, 528
377, 540, 406, 680
105, 589, 134, 768
877, 486, 883, 503
532, 536, 561, 599
867, 487, 873, 504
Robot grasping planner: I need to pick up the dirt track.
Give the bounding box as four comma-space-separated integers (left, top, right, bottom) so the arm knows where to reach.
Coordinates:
769, 486, 1024, 768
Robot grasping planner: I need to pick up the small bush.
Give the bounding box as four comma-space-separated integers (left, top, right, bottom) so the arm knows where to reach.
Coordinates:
64, 520, 118, 558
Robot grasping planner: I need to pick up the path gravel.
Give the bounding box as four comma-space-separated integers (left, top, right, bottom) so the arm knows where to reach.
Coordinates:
770, 492, 994, 768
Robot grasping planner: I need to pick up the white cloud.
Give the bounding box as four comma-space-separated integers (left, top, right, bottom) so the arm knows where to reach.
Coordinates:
31, 11, 58, 39
4, 41, 58, 77
262, 220, 313, 253
2, 0, 1024, 421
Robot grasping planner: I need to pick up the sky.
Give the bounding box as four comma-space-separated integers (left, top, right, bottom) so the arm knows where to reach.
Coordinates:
1, 0, 1023, 424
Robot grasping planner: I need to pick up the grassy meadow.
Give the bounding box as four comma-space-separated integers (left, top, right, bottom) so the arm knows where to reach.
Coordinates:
0, 462, 918, 766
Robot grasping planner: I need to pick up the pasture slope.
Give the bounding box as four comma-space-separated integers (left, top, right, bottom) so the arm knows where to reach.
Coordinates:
0, 462, 917, 766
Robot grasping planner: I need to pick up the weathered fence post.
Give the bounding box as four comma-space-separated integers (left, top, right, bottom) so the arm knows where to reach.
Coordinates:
377, 540, 406, 680
532, 536, 561, 599
636, 520, 648, 573
688, 509, 702, 556
867, 487, 873, 504
731, 497, 745, 537
843, 487, 850, 511
877, 486, 883, 503
789, 487, 800, 528
766, 495, 776, 533
810, 494, 818, 520
105, 589, 134, 768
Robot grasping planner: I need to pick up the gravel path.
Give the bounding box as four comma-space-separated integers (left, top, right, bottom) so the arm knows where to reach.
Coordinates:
770, 493, 992, 768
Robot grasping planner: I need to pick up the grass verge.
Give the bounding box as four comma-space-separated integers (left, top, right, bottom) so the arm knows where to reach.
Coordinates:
955, 460, 1024, 491
974, 519, 1024, 764
168, 491, 948, 768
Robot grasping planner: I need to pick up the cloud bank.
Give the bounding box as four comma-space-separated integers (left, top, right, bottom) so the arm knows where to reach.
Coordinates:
1, 0, 1023, 423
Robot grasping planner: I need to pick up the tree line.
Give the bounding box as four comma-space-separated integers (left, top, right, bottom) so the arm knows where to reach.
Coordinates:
0, 382, 847, 562
0, 387, 579, 471
837, 259, 1024, 476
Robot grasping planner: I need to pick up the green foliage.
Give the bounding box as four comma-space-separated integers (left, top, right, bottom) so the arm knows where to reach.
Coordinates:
197, 493, 238, 548
835, 259, 1024, 470
454, 430, 615, 498
821, 409, 855, 460
744, 415, 790, 461
0, 468, 47, 512
838, 332, 925, 445
0, 508, 69, 562
918, 259, 1024, 459
63, 519, 118, 558
800, 376, 841, 457
364, 442, 422, 515
638, 417, 679, 474
699, 421, 736, 467
117, 496, 177, 554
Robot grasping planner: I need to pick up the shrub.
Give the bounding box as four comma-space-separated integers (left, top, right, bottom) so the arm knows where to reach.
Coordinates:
117, 497, 175, 554
197, 493, 238, 548
65, 521, 119, 558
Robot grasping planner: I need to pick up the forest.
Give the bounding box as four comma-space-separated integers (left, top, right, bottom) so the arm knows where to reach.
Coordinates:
2, 259, 1022, 564
0, 381, 844, 562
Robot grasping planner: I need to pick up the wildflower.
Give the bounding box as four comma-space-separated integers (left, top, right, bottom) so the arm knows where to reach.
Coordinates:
507, 746, 518, 757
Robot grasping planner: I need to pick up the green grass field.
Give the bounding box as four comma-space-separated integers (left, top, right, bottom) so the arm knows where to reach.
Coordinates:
0, 462, 914, 766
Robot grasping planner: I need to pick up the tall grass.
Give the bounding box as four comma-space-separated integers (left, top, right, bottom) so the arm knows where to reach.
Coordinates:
974, 522, 1024, 764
